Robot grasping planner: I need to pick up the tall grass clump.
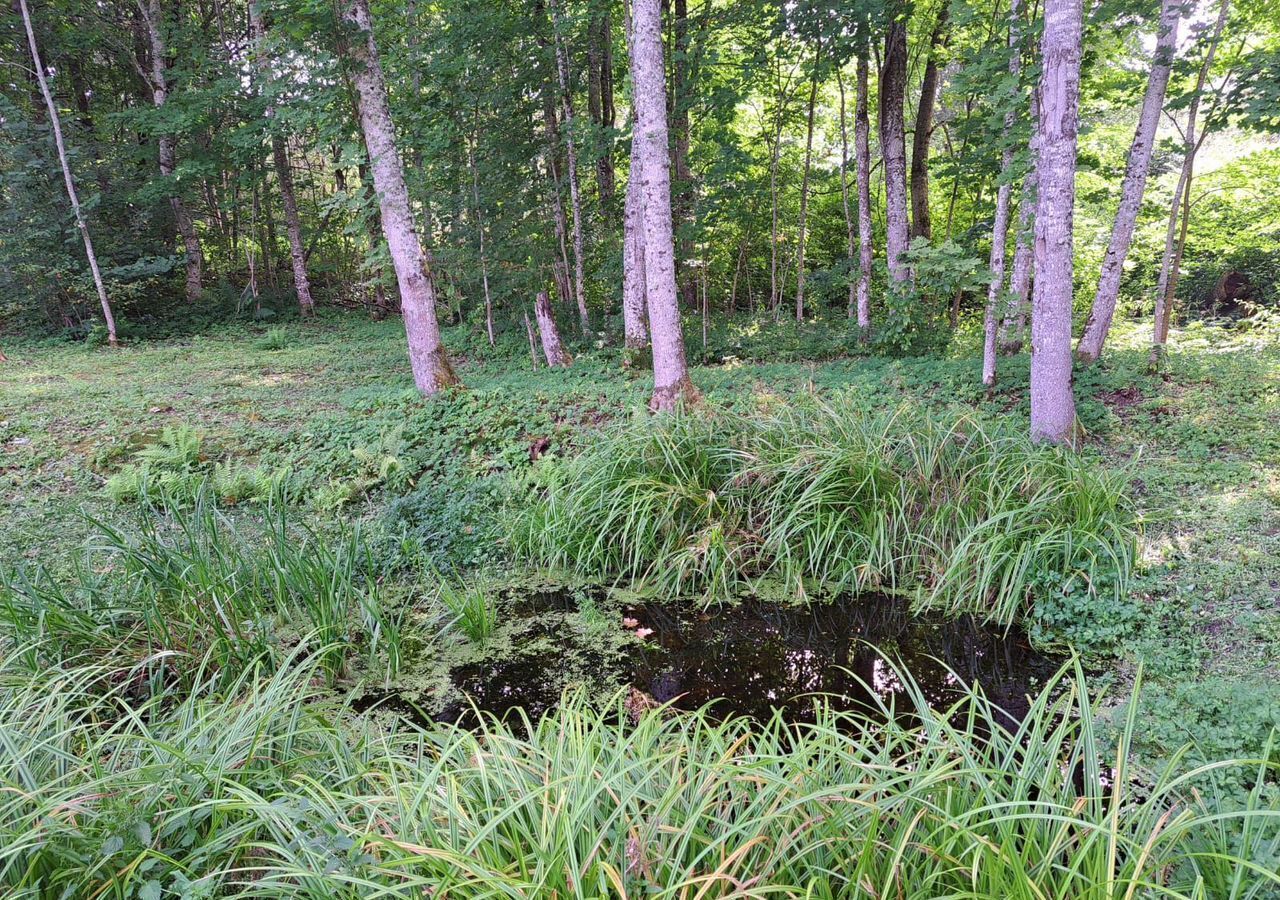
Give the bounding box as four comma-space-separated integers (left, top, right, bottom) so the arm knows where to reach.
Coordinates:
2, 655, 1274, 897
0, 492, 398, 681
515, 398, 1138, 620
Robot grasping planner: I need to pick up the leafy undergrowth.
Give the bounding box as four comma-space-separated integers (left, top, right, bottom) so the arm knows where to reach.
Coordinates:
516, 399, 1137, 621
1, 651, 1276, 898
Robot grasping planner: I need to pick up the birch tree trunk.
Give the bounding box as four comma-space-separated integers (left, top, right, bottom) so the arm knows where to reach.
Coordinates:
139, 0, 203, 303
1076, 0, 1183, 363
551, 0, 591, 333
1151, 0, 1229, 368
342, 0, 459, 395
794, 44, 821, 323
535, 290, 573, 367
982, 0, 1022, 387
999, 86, 1040, 354
587, 9, 617, 209
836, 65, 856, 320
671, 0, 697, 309
622, 143, 650, 355
910, 8, 947, 242
21, 0, 117, 346
855, 55, 874, 330
880, 17, 911, 284
1029, 0, 1083, 445
630, 0, 698, 410
249, 1, 314, 316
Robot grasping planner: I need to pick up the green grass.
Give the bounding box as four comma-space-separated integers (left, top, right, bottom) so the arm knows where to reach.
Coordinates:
0, 651, 1275, 898
1, 312, 1278, 892
516, 400, 1137, 620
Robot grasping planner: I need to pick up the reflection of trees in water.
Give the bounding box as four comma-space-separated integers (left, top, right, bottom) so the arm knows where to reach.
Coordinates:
627, 597, 1056, 726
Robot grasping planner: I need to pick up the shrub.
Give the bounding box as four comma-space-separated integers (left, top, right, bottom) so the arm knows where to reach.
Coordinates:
254, 326, 290, 351
514, 399, 1138, 621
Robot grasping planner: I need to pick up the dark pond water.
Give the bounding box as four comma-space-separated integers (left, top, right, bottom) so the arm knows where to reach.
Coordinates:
358, 592, 1064, 732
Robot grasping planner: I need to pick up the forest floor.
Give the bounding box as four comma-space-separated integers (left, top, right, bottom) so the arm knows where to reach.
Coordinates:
2, 312, 1278, 772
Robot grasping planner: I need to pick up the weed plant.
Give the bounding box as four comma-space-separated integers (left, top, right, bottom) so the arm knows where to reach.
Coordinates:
516, 399, 1138, 620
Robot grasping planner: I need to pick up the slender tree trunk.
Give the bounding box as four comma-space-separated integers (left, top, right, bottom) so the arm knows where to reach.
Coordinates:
467, 128, 495, 346
999, 87, 1039, 354
1151, 0, 1229, 368
1076, 0, 1183, 362
1029, 0, 1083, 444
357, 160, 396, 319
342, 0, 459, 395
20, 0, 117, 346
534, 290, 573, 367
524, 312, 541, 370
794, 43, 822, 323
671, 0, 697, 309
541, 92, 575, 310
551, 0, 591, 333
836, 66, 856, 320
855, 56, 874, 330
630, 0, 698, 410
249, 1, 314, 315
880, 16, 910, 283
910, 8, 947, 242
622, 139, 650, 355
982, 0, 1022, 387
588, 8, 617, 209
139, 0, 203, 303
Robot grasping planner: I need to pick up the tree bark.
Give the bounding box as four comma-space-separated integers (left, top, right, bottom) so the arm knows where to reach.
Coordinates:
794, 42, 822, 323
588, 7, 616, 209
622, 138, 650, 354
21, 0, 117, 346
535, 290, 573, 367
1151, 0, 1229, 368
342, 0, 459, 395
1029, 0, 1083, 444
249, 1, 314, 316
550, 0, 591, 333
630, 0, 698, 410
982, 0, 1022, 387
139, 0, 203, 303
837, 66, 856, 320
524, 311, 542, 370
467, 126, 495, 346
1076, 0, 1183, 363
999, 87, 1039, 355
880, 15, 910, 284
910, 7, 947, 242
855, 56, 874, 330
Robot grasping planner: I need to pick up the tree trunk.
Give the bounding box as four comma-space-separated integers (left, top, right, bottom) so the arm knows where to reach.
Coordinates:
357, 160, 397, 319
342, 0, 459, 395
910, 8, 947, 242
982, 0, 1022, 387
880, 16, 910, 284
588, 8, 617, 209
630, 0, 698, 410
140, 0, 203, 303
524, 311, 541, 370
249, 1, 314, 316
622, 138, 650, 355
1029, 0, 1083, 445
20, 0, 117, 346
999, 87, 1039, 355
551, 0, 591, 333
1076, 0, 1183, 363
534, 290, 573, 367
794, 42, 821, 323
467, 127, 495, 346
1151, 0, 1229, 368
836, 66, 856, 320
541, 92, 575, 312
671, 0, 697, 309
855, 56, 874, 330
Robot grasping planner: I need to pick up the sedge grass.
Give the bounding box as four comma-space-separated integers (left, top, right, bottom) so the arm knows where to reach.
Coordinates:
0, 652, 1274, 898
515, 398, 1138, 621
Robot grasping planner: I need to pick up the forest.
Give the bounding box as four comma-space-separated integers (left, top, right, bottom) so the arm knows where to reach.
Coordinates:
1, 0, 1280, 894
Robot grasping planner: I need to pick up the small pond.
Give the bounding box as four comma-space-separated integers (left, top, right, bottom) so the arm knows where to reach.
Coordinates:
356, 589, 1064, 732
